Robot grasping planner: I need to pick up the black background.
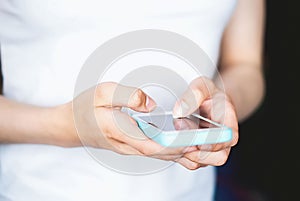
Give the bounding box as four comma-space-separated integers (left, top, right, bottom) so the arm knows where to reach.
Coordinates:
216, 0, 290, 200
0, 0, 291, 200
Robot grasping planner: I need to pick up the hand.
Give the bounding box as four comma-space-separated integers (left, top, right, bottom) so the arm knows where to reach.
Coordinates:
172, 77, 239, 167
60, 82, 202, 169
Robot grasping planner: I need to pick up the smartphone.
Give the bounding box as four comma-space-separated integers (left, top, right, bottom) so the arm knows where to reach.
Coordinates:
131, 111, 232, 147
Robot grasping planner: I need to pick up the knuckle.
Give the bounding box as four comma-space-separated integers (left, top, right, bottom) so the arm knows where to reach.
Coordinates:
195, 77, 213, 92
97, 82, 114, 95
113, 143, 124, 154
130, 89, 145, 108
117, 150, 132, 156
95, 82, 116, 105
139, 146, 151, 156
95, 85, 105, 100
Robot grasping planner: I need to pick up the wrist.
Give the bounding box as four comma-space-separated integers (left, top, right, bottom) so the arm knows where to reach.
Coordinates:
47, 103, 81, 147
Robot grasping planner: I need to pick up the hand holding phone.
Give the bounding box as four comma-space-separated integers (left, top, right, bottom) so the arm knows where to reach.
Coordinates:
131, 112, 232, 147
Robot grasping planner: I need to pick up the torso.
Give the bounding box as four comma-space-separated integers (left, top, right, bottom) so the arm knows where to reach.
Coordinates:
0, 1, 237, 200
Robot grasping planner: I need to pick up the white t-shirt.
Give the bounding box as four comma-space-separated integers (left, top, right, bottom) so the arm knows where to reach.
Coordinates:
0, 1, 237, 200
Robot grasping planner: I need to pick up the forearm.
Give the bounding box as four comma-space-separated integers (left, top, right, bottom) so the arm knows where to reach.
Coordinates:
213, 0, 265, 122
215, 64, 265, 122
0, 96, 77, 146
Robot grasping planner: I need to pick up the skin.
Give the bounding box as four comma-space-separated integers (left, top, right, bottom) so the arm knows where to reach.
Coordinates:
0, 0, 265, 170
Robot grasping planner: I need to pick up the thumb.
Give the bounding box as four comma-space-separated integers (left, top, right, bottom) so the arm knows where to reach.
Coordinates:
95, 82, 156, 112
127, 88, 157, 112
173, 77, 215, 118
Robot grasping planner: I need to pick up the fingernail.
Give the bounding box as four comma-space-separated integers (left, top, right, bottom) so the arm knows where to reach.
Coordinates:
173, 100, 190, 118
145, 96, 156, 111
199, 144, 212, 151
176, 120, 189, 130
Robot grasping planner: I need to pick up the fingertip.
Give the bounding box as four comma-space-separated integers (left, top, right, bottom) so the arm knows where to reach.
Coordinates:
173, 118, 189, 130
183, 146, 198, 153
198, 144, 213, 151
172, 100, 190, 118
172, 102, 181, 118
145, 96, 156, 112
176, 157, 201, 170
128, 89, 156, 112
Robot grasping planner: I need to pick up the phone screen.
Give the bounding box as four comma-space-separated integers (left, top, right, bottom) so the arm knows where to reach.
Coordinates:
137, 113, 219, 131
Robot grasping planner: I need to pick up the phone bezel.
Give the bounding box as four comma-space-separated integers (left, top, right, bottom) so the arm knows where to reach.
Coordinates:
131, 111, 233, 147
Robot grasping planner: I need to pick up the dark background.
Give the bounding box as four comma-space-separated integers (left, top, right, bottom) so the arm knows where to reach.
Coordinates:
216, 0, 290, 200
0, 0, 290, 200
